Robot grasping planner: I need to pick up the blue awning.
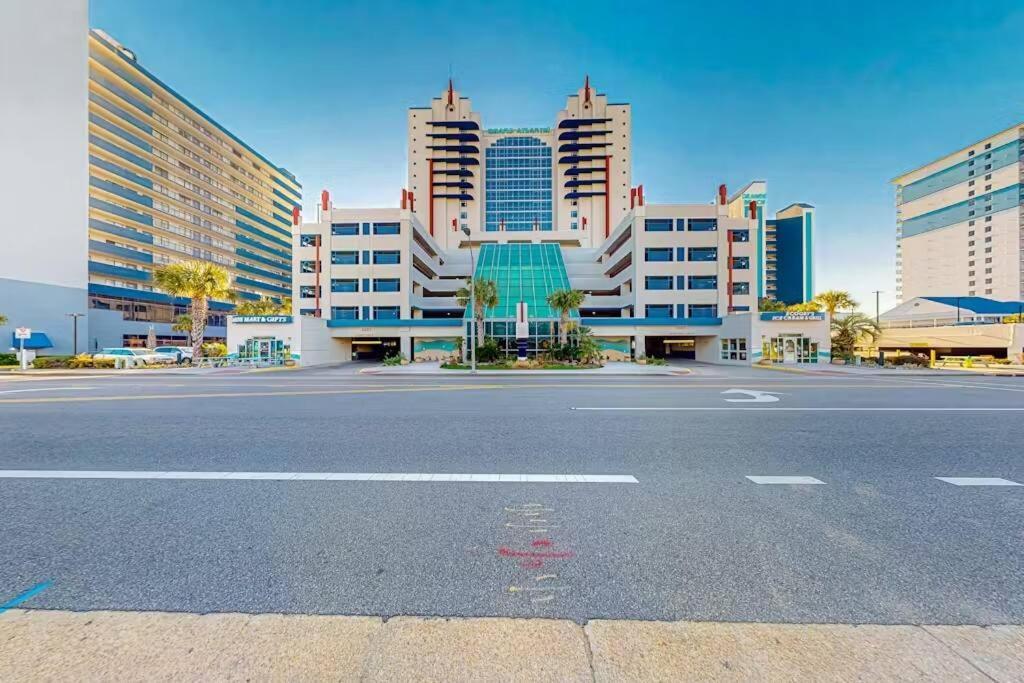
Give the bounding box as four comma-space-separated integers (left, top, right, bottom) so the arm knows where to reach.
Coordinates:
12, 332, 53, 350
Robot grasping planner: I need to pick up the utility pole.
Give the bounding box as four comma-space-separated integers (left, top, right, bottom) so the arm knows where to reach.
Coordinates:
66, 312, 85, 355
461, 225, 476, 373
871, 291, 882, 326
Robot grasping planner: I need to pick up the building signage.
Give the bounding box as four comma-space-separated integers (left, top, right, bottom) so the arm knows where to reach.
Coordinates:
485, 127, 551, 135
759, 312, 825, 321
14, 327, 31, 339
233, 315, 293, 324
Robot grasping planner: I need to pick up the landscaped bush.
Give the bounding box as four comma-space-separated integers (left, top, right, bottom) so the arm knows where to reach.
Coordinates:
645, 357, 668, 366
382, 352, 404, 366
476, 339, 501, 363
201, 342, 227, 357
0, 353, 17, 365
891, 355, 929, 367
31, 356, 72, 369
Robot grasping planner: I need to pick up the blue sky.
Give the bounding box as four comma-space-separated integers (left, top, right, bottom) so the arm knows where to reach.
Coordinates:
90, 0, 1024, 312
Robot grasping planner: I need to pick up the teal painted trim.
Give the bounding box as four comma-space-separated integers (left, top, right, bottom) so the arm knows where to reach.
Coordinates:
756, 205, 765, 299
272, 175, 303, 201
89, 260, 150, 280
901, 184, 1022, 238
235, 247, 289, 271
588, 317, 723, 327
273, 187, 301, 207
236, 206, 291, 239
89, 113, 152, 153
235, 276, 289, 295
88, 283, 236, 311
90, 30, 300, 190
235, 219, 291, 249
89, 93, 152, 134
90, 155, 152, 189
89, 197, 153, 226
328, 319, 462, 328
89, 73, 153, 114
235, 233, 290, 260
235, 262, 291, 284
89, 239, 153, 263
89, 218, 153, 244
900, 139, 1021, 202
90, 135, 153, 171
90, 176, 153, 207
803, 212, 813, 301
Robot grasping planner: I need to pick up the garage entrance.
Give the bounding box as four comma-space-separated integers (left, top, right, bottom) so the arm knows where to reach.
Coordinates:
645, 336, 696, 359
352, 337, 399, 361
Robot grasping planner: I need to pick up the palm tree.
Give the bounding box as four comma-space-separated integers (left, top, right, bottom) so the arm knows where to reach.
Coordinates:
172, 314, 192, 345
547, 289, 586, 344
831, 312, 881, 359
234, 295, 292, 316
813, 290, 859, 317
0, 313, 7, 326
758, 298, 787, 312
456, 277, 499, 347
786, 301, 823, 313
153, 261, 230, 360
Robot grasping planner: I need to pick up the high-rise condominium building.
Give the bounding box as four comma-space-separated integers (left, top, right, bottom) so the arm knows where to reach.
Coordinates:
893, 123, 1023, 302
86, 29, 300, 349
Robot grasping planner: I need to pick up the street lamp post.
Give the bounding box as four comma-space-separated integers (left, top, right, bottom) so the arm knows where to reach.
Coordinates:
871, 290, 882, 326
65, 312, 85, 356
460, 225, 476, 374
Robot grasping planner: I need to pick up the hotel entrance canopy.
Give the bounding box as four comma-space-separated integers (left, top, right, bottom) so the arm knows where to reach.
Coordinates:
468, 243, 578, 320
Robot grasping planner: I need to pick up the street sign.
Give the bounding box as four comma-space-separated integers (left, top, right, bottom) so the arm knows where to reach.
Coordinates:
15, 327, 31, 340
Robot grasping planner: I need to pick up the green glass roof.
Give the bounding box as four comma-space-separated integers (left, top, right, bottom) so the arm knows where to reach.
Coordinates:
468, 243, 577, 320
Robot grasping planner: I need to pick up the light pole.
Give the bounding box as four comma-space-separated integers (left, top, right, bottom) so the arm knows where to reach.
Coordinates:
66, 312, 85, 355
460, 225, 476, 374
871, 290, 882, 326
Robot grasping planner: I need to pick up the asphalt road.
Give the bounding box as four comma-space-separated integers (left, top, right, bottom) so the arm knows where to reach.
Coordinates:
0, 363, 1021, 624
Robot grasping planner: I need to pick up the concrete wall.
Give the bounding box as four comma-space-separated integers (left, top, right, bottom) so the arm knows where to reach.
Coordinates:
0, 0, 89, 355
298, 317, 352, 366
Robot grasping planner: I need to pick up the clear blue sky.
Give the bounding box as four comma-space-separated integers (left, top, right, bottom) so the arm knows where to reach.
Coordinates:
90, 0, 1024, 312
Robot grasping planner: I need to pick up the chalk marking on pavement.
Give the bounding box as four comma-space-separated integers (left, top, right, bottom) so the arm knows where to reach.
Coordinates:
0, 581, 51, 614
746, 476, 826, 485
935, 477, 1022, 487
0, 470, 638, 484
571, 407, 1024, 412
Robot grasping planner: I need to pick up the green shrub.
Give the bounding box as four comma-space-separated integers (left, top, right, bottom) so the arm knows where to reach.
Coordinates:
32, 356, 71, 369
476, 339, 501, 363
891, 355, 929, 367
67, 353, 94, 369
201, 342, 227, 357
0, 353, 17, 365
645, 357, 668, 366
382, 352, 404, 366
92, 357, 115, 369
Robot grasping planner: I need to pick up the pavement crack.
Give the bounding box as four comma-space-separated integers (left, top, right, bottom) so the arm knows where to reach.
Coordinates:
919, 626, 997, 682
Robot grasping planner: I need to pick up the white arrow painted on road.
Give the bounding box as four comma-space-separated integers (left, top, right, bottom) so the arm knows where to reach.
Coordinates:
721, 389, 782, 403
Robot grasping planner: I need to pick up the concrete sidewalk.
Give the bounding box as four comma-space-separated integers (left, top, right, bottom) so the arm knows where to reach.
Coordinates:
2, 609, 1021, 681
362, 361, 687, 376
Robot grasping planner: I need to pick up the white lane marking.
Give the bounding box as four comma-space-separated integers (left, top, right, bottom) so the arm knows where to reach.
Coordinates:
0, 470, 638, 484
746, 476, 826, 485
0, 386, 96, 395
935, 477, 1022, 487
571, 407, 1024, 411
722, 389, 781, 403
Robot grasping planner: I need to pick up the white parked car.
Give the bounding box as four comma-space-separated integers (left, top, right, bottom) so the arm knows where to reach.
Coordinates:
93, 347, 171, 366
153, 346, 194, 364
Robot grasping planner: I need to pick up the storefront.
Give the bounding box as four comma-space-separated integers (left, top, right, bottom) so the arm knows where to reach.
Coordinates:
226, 315, 298, 364
754, 312, 830, 364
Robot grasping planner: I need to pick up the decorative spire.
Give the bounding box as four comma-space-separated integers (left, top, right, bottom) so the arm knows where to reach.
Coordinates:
584, 75, 591, 104
447, 78, 454, 107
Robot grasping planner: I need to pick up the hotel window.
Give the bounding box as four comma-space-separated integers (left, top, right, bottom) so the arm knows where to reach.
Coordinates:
571, 222, 578, 230
675, 219, 686, 231
299, 308, 320, 316
689, 218, 717, 232
331, 223, 358, 236
644, 218, 672, 232
731, 256, 750, 269
331, 279, 358, 293
731, 282, 750, 295
330, 306, 358, 320
373, 222, 401, 235
373, 251, 401, 265
688, 275, 717, 290
720, 338, 748, 361
299, 285, 320, 298
374, 306, 400, 319
373, 278, 401, 292
645, 304, 674, 318
331, 251, 358, 265
300, 260, 319, 273
688, 247, 717, 262
570, 210, 577, 218
729, 230, 751, 243
689, 304, 718, 318
299, 234, 320, 247
645, 276, 674, 290
644, 247, 673, 262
